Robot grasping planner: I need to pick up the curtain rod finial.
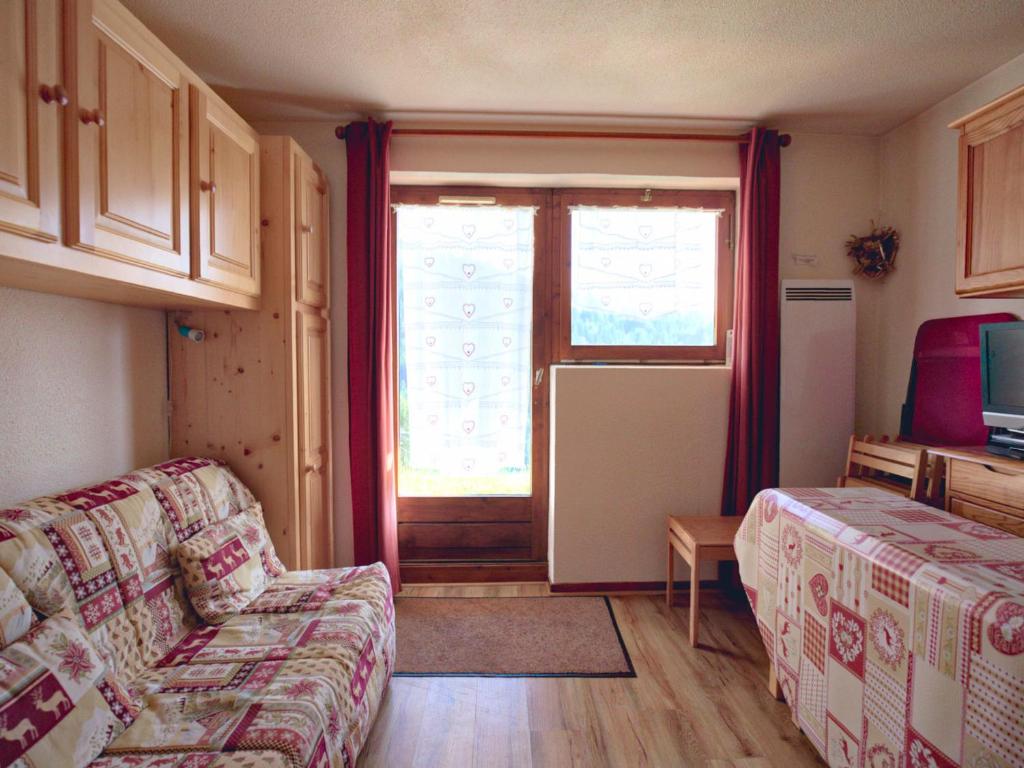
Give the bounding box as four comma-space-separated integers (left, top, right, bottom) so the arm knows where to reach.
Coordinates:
335, 125, 346, 140
779, 133, 792, 147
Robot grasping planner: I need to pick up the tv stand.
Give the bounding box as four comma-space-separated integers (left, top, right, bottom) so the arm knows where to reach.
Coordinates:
927, 446, 1024, 536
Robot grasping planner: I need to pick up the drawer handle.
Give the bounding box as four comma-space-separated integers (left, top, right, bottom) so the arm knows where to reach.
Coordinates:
39, 84, 68, 106
301, 224, 314, 234
79, 108, 105, 127
199, 180, 217, 194
982, 463, 1018, 477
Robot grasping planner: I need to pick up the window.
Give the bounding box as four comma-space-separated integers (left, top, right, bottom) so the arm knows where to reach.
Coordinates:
555, 189, 734, 362
395, 200, 537, 497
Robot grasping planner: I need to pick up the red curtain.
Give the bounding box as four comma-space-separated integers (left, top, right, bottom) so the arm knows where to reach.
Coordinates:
722, 128, 782, 517
346, 119, 400, 591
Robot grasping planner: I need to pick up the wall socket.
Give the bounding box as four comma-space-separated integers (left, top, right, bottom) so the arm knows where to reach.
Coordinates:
791, 253, 819, 266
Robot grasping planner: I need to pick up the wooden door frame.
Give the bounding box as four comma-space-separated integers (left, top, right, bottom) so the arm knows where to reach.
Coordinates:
390, 185, 553, 566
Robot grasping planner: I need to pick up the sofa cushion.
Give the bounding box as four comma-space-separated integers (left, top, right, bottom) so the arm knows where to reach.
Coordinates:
176, 507, 277, 623
0, 564, 35, 646
104, 655, 376, 768
0, 458, 261, 676
0, 609, 138, 768
0, 501, 150, 684
248, 502, 287, 577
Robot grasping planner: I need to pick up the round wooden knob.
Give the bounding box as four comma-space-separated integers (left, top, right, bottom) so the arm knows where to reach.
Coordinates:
79, 108, 104, 127
199, 180, 216, 193
39, 84, 68, 106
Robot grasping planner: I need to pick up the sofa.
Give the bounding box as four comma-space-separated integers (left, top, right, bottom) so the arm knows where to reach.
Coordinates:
0, 457, 394, 767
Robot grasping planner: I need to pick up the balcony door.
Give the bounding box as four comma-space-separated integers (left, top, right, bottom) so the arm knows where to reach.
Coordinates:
392, 187, 550, 564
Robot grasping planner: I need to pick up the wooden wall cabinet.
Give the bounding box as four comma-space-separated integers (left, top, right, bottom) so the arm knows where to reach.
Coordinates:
190, 85, 260, 295
0, 0, 61, 243
170, 137, 333, 570
951, 84, 1024, 298
0, 0, 260, 310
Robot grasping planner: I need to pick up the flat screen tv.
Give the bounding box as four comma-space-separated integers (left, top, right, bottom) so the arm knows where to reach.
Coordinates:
980, 321, 1024, 431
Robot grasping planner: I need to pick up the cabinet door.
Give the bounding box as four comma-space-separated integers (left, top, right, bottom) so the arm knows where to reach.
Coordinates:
0, 0, 60, 241
190, 86, 260, 295
956, 89, 1024, 296
294, 153, 328, 307
296, 310, 333, 569
64, 0, 189, 274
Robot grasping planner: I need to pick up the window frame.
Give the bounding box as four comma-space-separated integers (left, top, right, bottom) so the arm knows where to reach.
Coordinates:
552, 188, 735, 363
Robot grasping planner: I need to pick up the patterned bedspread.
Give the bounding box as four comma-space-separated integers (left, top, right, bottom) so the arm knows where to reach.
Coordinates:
735, 487, 1024, 768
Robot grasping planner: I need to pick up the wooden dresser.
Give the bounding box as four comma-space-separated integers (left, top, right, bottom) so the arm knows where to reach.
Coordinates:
929, 447, 1024, 536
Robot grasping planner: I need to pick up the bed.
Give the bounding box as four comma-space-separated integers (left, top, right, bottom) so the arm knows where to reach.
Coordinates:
735, 486, 1024, 768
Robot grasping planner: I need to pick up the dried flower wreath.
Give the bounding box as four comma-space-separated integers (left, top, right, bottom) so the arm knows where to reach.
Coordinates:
846, 223, 900, 279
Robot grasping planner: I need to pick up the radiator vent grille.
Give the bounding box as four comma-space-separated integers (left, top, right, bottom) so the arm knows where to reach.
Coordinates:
783, 286, 853, 302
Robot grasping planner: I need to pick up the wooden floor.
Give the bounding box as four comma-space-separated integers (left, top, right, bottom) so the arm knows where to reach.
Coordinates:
359, 583, 823, 767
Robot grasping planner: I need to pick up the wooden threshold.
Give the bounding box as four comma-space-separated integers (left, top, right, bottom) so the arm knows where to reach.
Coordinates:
400, 561, 548, 584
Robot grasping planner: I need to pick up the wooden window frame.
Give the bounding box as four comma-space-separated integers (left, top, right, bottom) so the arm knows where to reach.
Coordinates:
390, 186, 553, 563
552, 188, 735, 363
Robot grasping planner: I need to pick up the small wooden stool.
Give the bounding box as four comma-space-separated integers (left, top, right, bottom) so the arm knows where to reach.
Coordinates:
666, 515, 744, 647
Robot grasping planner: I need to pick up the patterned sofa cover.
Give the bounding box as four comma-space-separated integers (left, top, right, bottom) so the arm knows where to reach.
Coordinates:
0, 457, 394, 768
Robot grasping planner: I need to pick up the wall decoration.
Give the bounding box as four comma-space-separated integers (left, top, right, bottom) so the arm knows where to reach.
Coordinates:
846, 223, 900, 280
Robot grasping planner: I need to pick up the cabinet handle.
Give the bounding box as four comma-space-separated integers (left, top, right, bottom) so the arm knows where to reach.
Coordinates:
301, 224, 313, 234
79, 108, 105, 127
39, 84, 69, 106
199, 180, 217, 194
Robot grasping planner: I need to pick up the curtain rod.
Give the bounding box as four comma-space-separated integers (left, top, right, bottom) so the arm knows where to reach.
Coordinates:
334, 125, 792, 146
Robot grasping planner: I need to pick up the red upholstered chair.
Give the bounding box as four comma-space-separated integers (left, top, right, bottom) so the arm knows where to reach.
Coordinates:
899, 313, 1018, 446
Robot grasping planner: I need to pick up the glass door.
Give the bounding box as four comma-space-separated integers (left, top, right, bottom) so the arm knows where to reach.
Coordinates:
392, 187, 550, 563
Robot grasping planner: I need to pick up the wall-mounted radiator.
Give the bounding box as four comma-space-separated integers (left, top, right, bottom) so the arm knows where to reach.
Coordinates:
779, 279, 856, 487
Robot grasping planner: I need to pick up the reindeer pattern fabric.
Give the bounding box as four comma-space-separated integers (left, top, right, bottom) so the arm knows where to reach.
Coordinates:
176, 504, 279, 623
0, 609, 138, 767
735, 487, 1024, 768
0, 459, 395, 768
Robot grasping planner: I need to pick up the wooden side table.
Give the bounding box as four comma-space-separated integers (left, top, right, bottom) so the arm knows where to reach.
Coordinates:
666, 515, 744, 647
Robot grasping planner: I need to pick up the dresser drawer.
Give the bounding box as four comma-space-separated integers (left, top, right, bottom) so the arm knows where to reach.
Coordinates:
949, 496, 1024, 536
948, 458, 1024, 512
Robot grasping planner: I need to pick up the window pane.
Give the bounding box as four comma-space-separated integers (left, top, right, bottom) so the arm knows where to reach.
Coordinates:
396, 205, 535, 497
570, 207, 719, 347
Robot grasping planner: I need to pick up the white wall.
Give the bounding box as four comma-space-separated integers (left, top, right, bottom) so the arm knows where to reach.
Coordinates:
549, 366, 730, 585
0, 287, 169, 505
864, 53, 1024, 436
249, 122, 882, 578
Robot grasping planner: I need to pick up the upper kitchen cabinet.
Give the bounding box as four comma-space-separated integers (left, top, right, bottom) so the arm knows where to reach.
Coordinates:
190, 85, 260, 295
951, 84, 1024, 298
64, 0, 190, 275
0, 0, 260, 309
0, 0, 61, 242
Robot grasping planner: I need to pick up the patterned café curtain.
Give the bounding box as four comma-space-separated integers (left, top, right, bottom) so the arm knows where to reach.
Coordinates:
396, 205, 535, 494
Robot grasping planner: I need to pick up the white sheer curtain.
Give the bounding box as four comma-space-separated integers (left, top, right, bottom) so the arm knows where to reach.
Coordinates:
396, 205, 536, 496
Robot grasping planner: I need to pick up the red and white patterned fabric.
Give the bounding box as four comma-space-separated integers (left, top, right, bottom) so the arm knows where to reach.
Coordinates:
176, 505, 277, 623
0, 608, 138, 767
735, 487, 1024, 768
0, 564, 35, 647
1, 459, 395, 768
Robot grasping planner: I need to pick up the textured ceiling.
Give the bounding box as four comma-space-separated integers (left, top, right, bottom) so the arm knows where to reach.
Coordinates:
122, 0, 1024, 134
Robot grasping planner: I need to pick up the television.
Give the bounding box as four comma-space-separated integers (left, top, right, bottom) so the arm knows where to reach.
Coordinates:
980, 321, 1024, 457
